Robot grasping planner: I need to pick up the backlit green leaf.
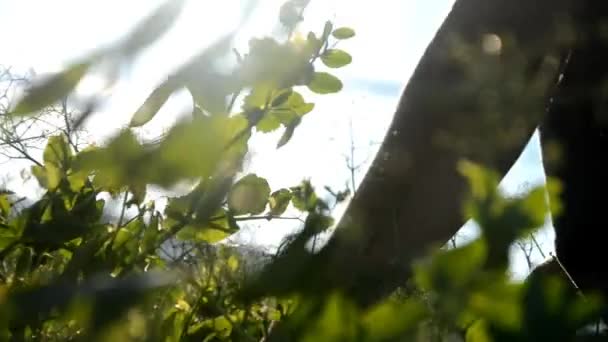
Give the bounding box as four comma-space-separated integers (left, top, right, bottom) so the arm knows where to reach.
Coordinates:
176, 213, 238, 244
320, 49, 352, 68
277, 119, 300, 148
270, 89, 293, 107
294, 102, 314, 115
121, 0, 186, 55
12, 62, 90, 116
307, 32, 323, 55
67, 170, 89, 192
256, 113, 282, 133
332, 27, 355, 39
31, 164, 62, 191
290, 180, 317, 211
243, 84, 274, 111
129, 78, 177, 127
43, 135, 72, 168
307, 72, 342, 94
269, 189, 292, 216
240, 38, 312, 88
228, 174, 270, 215
0, 194, 10, 218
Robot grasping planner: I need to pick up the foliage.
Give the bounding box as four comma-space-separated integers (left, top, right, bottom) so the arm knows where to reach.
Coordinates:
0, 1, 605, 341
0, 0, 356, 340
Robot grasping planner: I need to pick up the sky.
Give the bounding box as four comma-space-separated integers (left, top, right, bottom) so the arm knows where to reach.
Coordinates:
0, 0, 552, 279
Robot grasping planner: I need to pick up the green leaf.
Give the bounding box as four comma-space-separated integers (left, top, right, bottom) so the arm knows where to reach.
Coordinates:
227, 255, 239, 271
12, 62, 90, 116
43, 135, 72, 168
269, 189, 292, 216
121, 0, 186, 55
0, 194, 11, 218
186, 73, 235, 115
300, 294, 359, 341
270, 89, 293, 107
363, 299, 428, 339
112, 228, 133, 251
176, 210, 239, 243
305, 211, 334, 233
31, 164, 62, 191
290, 180, 317, 211
67, 170, 89, 192
289, 92, 313, 113
156, 114, 249, 183
129, 183, 147, 205
269, 91, 314, 122
141, 214, 161, 252
213, 316, 233, 337
465, 320, 493, 342
78, 114, 249, 189
112, 219, 144, 257
255, 88, 312, 134
458, 160, 498, 201
256, 113, 282, 133
75, 130, 144, 190
307, 72, 343, 94
157, 33, 236, 116
31, 165, 48, 189
243, 85, 274, 111
30, 135, 74, 190
292, 104, 314, 116
277, 118, 300, 148
45, 165, 62, 191
34, 135, 74, 190
165, 195, 192, 221
129, 78, 177, 127
239, 38, 312, 88
228, 174, 270, 215
414, 240, 486, 292
254, 90, 312, 141
307, 32, 323, 55
320, 49, 352, 68
284, 91, 306, 107
332, 27, 355, 39
0, 229, 18, 250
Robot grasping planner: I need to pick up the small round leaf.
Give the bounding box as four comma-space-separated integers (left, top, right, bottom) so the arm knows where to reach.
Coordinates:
228, 174, 271, 215
269, 189, 293, 216
320, 49, 352, 68
332, 27, 355, 40
307, 72, 343, 94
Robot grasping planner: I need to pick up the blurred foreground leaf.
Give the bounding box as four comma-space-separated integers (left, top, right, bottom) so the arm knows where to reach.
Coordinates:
12, 62, 91, 116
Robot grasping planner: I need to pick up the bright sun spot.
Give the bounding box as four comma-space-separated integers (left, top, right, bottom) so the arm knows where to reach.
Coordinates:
76, 74, 110, 97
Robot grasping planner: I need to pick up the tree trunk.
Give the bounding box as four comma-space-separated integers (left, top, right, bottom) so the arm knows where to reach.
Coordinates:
315, 0, 574, 305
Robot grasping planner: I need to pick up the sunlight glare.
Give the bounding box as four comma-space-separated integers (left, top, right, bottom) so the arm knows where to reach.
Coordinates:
76, 73, 110, 97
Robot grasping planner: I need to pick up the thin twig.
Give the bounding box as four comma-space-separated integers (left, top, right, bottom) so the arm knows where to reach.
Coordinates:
550, 252, 583, 297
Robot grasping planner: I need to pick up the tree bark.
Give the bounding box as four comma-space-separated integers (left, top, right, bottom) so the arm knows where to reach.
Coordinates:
539, 1, 608, 301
